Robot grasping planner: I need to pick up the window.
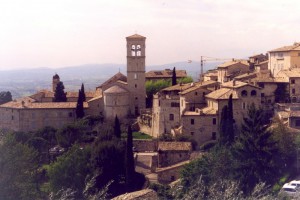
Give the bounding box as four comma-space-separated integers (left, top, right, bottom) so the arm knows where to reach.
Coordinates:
213, 118, 216, 125
296, 120, 300, 127
291, 79, 295, 84
171, 102, 180, 107
261, 93, 265, 97
135, 97, 138, 100
191, 119, 195, 125
292, 88, 296, 94
212, 132, 217, 140
242, 102, 246, 109
258, 83, 264, 88
203, 92, 206, 97
135, 84, 137, 88
11, 116, 14, 120
251, 90, 257, 96
69, 112, 73, 117
195, 92, 198, 95
241, 90, 247, 97
134, 73, 137, 79
278, 52, 283, 57
169, 114, 174, 121
190, 132, 194, 136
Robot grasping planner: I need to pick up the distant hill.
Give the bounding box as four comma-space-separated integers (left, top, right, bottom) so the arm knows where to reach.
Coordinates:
0, 61, 220, 99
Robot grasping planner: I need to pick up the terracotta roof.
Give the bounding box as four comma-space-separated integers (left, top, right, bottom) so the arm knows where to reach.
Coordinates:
183, 107, 217, 116
277, 111, 289, 119
269, 42, 300, 52
206, 88, 238, 100
217, 60, 249, 68
0, 98, 88, 109
146, 69, 187, 78
290, 111, 300, 118
158, 142, 192, 151
162, 83, 192, 92
87, 95, 103, 102
98, 72, 127, 88
126, 34, 146, 39
104, 85, 128, 94
234, 72, 257, 80
221, 80, 248, 88
112, 189, 157, 200
249, 54, 266, 59
276, 69, 300, 78
31, 90, 96, 99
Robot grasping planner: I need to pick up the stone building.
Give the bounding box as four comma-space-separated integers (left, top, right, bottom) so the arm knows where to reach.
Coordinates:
269, 42, 300, 76
145, 69, 187, 82
217, 59, 250, 83
276, 68, 300, 102
0, 34, 147, 132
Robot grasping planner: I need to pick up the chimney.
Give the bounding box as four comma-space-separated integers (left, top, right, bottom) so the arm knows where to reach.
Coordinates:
21, 101, 25, 107
233, 79, 236, 86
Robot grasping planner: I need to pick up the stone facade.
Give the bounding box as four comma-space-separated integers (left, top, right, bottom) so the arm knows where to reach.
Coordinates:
217, 60, 250, 83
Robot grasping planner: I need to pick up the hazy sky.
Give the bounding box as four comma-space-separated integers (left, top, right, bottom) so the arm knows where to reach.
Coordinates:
0, 0, 300, 70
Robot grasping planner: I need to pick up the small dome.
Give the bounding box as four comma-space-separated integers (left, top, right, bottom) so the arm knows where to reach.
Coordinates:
104, 85, 128, 94
53, 74, 60, 79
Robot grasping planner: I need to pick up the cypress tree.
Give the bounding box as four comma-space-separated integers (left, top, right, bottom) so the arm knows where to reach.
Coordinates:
81, 83, 86, 102
125, 125, 135, 192
219, 105, 228, 145
53, 81, 67, 102
114, 115, 121, 138
76, 89, 84, 118
0, 91, 12, 104
172, 67, 177, 86
227, 94, 234, 144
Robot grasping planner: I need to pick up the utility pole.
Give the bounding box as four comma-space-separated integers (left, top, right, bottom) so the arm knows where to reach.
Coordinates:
200, 56, 203, 82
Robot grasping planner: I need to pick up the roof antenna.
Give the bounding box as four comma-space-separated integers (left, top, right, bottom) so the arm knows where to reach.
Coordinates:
119, 67, 120, 73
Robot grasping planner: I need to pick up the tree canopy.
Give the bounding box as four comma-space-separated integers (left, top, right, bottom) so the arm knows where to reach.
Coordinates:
53, 81, 67, 102
0, 91, 12, 104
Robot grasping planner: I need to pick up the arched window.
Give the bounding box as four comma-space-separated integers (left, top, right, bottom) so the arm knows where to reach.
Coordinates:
131, 45, 136, 56
136, 45, 141, 56
251, 90, 257, 96
241, 90, 247, 97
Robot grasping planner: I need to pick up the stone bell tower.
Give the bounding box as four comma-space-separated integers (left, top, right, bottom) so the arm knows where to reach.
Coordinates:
126, 34, 146, 115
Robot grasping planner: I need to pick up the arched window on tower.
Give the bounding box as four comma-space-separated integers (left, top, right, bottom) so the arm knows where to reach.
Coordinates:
134, 73, 138, 79
136, 45, 141, 56
131, 45, 136, 56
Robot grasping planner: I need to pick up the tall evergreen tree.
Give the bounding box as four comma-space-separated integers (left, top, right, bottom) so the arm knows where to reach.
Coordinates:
172, 67, 177, 86
53, 81, 67, 102
227, 94, 234, 144
219, 94, 234, 145
125, 125, 135, 192
81, 83, 86, 102
113, 115, 121, 138
76, 89, 84, 119
233, 103, 278, 194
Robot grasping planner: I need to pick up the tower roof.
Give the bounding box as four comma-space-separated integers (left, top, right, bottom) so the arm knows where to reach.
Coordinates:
126, 34, 146, 39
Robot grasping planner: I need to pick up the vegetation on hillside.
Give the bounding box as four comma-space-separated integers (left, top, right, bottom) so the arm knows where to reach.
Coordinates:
0, 116, 145, 199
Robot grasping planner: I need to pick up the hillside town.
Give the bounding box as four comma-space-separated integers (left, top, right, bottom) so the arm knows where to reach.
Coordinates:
1, 34, 300, 199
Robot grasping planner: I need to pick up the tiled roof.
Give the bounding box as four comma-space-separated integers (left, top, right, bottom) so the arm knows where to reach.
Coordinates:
126, 34, 146, 39
31, 90, 96, 99
290, 111, 300, 118
277, 111, 289, 119
276, 69, 300, 78
217, 60, 249, 68
206, 88, 238, 100
104, 85, 128, 94
112, 189, 157, 200
158, 142, 192, 151
221, 80, 248, 88
183, 107, 217, 116
162, 83, 192, 92
98, 72, 127, 88
234, 72, 257, 80
0, 98, 88, 109
146, 69, 187, 78
269, 42, 300, 52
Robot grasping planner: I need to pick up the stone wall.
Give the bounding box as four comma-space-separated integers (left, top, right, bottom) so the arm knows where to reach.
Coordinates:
133, 140, 158, 152
156, 161, 189, 184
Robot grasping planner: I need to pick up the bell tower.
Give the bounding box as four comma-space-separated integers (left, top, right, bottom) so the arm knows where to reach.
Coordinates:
126, 34, 146, 115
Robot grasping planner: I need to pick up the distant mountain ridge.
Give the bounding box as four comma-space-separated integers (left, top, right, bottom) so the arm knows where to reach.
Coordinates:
0, 61, 220, 99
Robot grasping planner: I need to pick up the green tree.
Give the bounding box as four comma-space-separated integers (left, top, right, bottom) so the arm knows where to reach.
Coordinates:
145, 79, 171, 108
172, 67, 177, 86
113, 115, 121, 138
76, 89, 85, 119
0, 134, 40, 200
233, 103, 278, 194
81, 83, 86, 102
219, 94, 234, 146
126, 125, 135, 192
90, 134, 126, 197
53, 81, 67, 102
0, 91, 12, 104
46, 144, 91, 197
178, 76, 193, 84
274, 83, 289, 103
